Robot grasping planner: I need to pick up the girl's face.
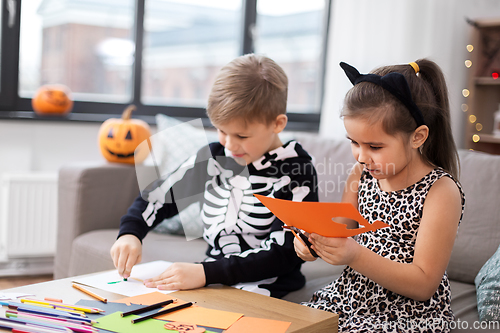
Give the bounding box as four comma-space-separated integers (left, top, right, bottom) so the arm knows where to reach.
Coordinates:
344, 115, 413, 182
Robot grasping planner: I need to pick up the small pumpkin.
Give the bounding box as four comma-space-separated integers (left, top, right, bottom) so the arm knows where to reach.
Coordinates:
98, 105, 151, 164
32, 84, 74, 115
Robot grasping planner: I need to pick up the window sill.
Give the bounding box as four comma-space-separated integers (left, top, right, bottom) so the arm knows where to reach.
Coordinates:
0, 111, 319, 132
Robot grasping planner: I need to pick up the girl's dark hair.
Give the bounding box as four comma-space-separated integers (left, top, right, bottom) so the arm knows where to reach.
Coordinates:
341, 58, 459, 179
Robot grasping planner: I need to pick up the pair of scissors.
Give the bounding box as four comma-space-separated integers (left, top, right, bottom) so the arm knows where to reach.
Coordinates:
283, 225, 319, 257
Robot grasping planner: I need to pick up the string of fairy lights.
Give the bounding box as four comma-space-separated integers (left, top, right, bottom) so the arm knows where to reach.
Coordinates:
463, 40, 500, 146
462, 44, 483, 145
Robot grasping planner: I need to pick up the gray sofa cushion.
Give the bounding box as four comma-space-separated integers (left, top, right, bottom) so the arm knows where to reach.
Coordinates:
56, 163, 142, 279
448, 150, 500, 284
293, 133, 356, 203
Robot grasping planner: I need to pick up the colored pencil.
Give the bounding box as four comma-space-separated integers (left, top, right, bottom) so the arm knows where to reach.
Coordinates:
0, 317, 70, 333
4, 314, 73, 332
44, 297, 63, 303
53, 306, 86, 315
121, 299, 175, 317
72, 283, 107, 303
19, 301, 86, 316
2, 302, 86, 319
21, 298, 104, 313
0, 321, 56, 333
131, 302, 195, 324
6, 311, 97, 333
17, 312, 96, 326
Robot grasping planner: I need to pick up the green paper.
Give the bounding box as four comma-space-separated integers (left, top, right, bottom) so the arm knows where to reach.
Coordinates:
94, 311, 219, 333
94, 311, 176, 333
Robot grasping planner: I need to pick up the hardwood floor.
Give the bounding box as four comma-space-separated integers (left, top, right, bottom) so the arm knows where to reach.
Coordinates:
0, 275, 53, 290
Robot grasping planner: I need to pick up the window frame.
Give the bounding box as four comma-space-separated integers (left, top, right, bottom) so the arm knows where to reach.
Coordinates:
0, 0, 330, 132
0, 0, 21, 109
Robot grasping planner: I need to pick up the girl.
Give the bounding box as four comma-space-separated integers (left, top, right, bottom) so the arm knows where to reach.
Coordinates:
296, 59, 465, 332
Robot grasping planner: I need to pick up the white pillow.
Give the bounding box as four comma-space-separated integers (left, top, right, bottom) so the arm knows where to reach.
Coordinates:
148, 113, 218, 176
146, 114, 217, 239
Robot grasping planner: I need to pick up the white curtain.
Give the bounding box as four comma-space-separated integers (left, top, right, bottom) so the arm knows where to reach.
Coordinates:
320, 0, 500, 149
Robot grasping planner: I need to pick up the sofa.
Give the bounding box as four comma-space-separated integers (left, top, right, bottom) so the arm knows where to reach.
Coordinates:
55, 131, 500, 331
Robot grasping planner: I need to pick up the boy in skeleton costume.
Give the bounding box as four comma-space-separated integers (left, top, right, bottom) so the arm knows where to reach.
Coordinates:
111, 54, 319, 298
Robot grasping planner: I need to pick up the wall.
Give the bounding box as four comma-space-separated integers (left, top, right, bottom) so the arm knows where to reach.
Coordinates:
0, 120, 104, 178
0, 119, 110, 273
320, 0, 500, 149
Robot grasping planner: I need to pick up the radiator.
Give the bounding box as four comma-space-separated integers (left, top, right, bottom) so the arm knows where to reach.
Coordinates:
0, 173, 58, 260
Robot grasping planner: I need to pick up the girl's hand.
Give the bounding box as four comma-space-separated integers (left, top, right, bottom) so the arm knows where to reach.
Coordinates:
110, 234, 142, 279
143, 263, 206, 291
294, 236, 317, 261
309, 234, 361, 266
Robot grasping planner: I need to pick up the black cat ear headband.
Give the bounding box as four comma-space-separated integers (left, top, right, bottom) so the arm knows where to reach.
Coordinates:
339, 61, 426, 127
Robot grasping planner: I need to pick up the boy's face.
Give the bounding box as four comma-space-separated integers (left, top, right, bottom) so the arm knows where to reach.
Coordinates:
215, 117, 284, 166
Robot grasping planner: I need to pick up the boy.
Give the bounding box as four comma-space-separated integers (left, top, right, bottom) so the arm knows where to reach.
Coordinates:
110, 54, 318, 298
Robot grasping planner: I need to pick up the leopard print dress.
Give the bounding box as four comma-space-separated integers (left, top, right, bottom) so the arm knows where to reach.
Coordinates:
303, 168, 465, 333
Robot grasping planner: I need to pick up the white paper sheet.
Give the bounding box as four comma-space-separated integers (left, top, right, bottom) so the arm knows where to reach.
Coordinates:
72, 260, 175, 297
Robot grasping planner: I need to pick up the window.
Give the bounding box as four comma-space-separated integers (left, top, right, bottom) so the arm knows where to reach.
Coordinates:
255, 0, 326, 114
1, 0, 331, 131
141, 0, 242, 108
19, 0, 135, 103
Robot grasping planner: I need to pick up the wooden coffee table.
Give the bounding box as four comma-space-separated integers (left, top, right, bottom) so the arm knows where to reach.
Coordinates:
0, 273, 338, 332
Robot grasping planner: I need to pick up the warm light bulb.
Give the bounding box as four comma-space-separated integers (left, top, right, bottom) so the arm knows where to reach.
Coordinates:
469, 115, 477, 123
466, 44, 474, 52
465, 60, 472, 68
461, 104, 469, 112
476, 123, 483, 131
462, 89, 470, 97
472, 134, 480, 142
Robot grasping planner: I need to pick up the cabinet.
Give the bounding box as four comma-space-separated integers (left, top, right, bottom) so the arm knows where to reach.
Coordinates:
465, 18, 500, 155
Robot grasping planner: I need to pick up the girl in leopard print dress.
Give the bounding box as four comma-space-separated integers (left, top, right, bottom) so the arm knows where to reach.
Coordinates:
296, 60, 465, 332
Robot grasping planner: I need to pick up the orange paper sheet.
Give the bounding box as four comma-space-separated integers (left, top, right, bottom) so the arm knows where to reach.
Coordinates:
254, 194, 390, 237
225, 316, 291, 333
115, 291, 175, 306
158, 306, 243, 329
115, 291, 243, 330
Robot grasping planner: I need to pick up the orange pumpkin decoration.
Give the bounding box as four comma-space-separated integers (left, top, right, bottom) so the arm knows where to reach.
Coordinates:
98, 105, 151, 164
32, 84, 74, 115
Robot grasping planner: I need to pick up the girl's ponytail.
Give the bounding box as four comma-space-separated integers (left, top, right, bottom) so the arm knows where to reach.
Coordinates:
415, 59, 459, 179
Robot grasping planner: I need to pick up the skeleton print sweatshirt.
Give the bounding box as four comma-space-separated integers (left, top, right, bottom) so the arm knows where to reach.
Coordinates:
118, 140, 319, 298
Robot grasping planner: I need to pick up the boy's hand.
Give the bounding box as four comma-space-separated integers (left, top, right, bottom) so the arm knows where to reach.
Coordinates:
143, 263, 206, 291
309, 234, 360, 266
294, 236, 317, 262
110, 234, 142, 279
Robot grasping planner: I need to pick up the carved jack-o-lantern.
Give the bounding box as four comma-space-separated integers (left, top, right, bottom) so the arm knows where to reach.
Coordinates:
98, 105, 151, 164
32, 84, 74, 115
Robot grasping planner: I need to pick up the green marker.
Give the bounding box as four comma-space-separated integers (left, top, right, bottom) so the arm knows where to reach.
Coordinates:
124, 278, 128, 281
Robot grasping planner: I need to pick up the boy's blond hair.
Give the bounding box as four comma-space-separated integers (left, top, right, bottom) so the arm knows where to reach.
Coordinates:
207, 54, 288, 126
